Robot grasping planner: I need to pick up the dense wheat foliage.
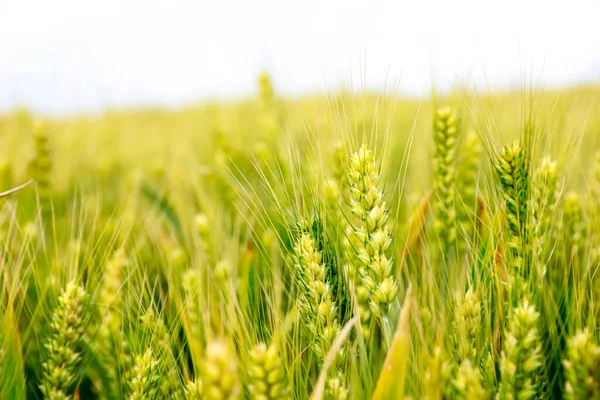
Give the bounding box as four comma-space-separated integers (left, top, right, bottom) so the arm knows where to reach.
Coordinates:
0, 75, 599, 399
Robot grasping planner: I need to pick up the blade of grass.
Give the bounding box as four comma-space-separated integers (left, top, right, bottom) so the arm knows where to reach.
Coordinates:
0, 180, 33, 198
371, 284, 413, 400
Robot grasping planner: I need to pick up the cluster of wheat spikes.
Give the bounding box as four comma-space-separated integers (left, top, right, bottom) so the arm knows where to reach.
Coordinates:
0, 75, 599, 399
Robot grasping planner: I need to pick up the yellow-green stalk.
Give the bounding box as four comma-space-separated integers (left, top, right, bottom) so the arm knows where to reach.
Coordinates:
563, 329, 600, 399
39, 281, 87, 400
247, 343, 289, 400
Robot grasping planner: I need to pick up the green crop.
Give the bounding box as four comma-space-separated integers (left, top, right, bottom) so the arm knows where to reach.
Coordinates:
0, 75, 598, 399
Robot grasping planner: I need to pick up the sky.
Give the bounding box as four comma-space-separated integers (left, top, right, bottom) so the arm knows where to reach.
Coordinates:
0, 0, 599, 115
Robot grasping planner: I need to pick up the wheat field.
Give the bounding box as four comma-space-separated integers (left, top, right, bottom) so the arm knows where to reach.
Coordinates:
0, 74, 599, 399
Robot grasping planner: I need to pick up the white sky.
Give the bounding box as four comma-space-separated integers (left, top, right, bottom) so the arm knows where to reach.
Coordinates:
0, 0, 599, 115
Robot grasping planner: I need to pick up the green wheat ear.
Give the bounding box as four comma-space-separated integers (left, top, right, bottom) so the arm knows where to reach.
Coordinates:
184, 378, 203, 400
589, 151, 600, 264
128, 349, 160, 400
423, 346, 453, 400
562, 191, 586, 265
452, 359, 488, 400
247, 343, 289, 400
200, 340, 241, 400
345, 144, 397, 326
97, 249, 130, 398
182, 268, 202, 358
563, 329, 600, 400
325, 372, 349, 400
39, 281, 87, 400
531, 157, 559, 279
293, 227, 349, 398
456, 130, 482, 253
498, 299, 543, 400
455, 287, 481, 361
294, 231, 340, 361
432, 107, 460, 257
195, 213, 215, 264
32, 121, 52, 221
494, 140, 530, 300
258, 71, 275, 111
257, 72, 278, 141
332, 140, 347, 183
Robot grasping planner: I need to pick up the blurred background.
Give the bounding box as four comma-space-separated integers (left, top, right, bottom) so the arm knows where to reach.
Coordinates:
1, 0, 599, 116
